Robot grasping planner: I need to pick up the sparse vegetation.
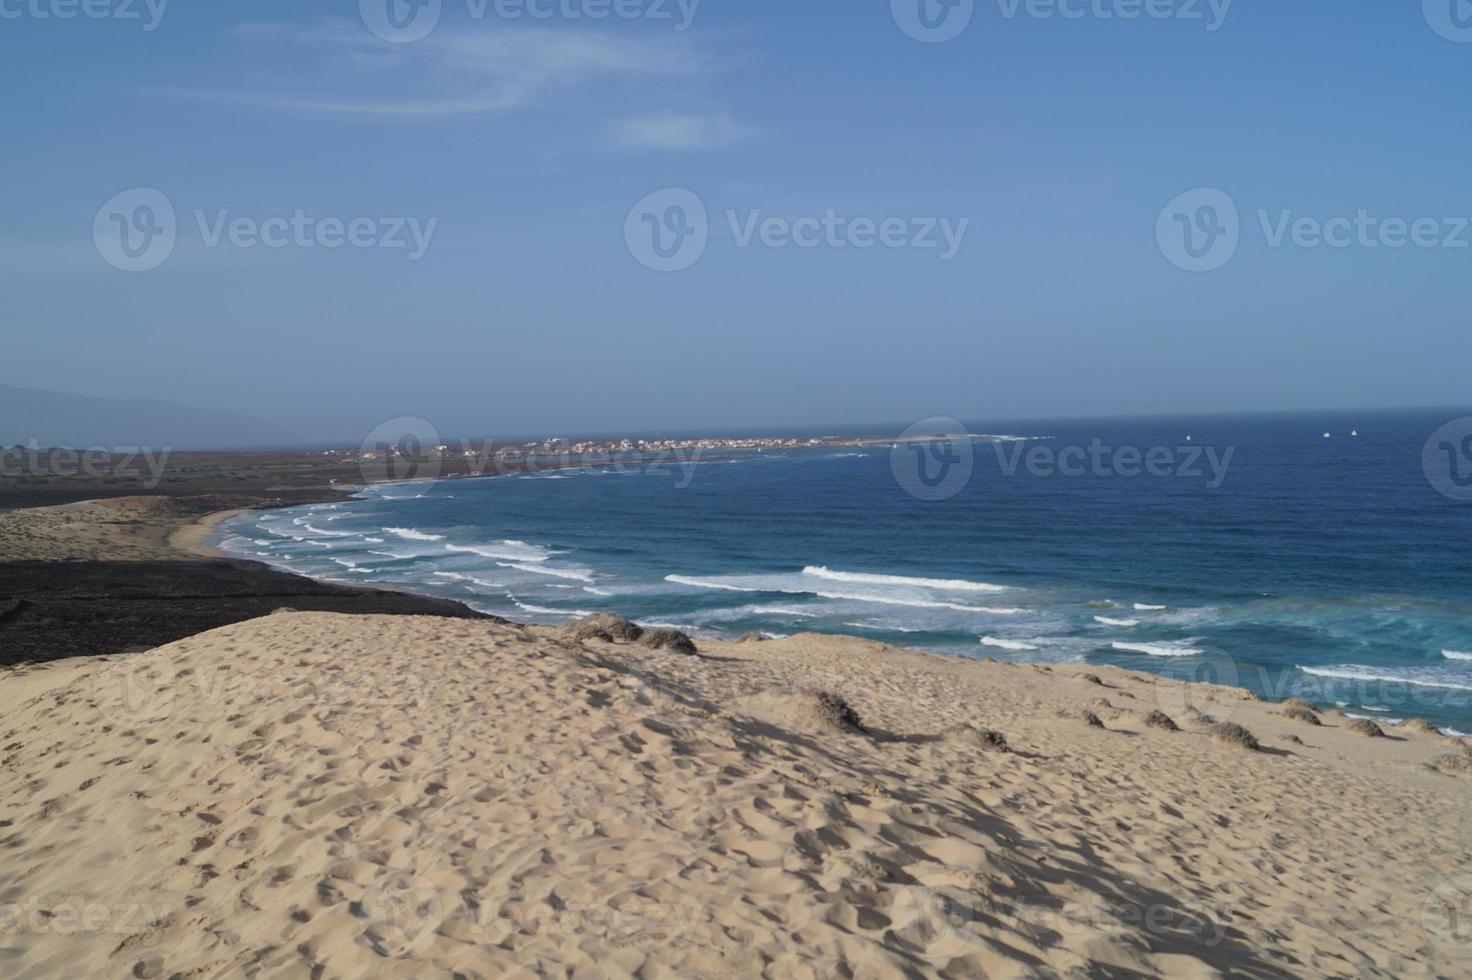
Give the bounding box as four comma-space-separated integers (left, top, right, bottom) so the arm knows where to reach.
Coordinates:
944, 724, 1009, 751
1142, 710, 1179, 732
1282, 706, 1322, 726
1346, 719, 1386, 738
640, 628, 698, 655
1210, 722, 1260, 751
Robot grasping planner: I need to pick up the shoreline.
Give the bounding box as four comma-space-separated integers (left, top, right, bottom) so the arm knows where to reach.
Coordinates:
186, 494, 1472, 740
3, 609, 1469, 975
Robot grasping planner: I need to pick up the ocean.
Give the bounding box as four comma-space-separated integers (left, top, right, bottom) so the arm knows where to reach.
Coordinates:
219, 408, 1472, 732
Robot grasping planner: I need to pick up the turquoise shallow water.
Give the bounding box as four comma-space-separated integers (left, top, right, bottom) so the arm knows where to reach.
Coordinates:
220, 409, 1472, 732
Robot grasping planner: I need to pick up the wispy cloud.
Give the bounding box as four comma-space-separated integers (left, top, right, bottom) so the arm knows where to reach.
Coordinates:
175, 20, 709, 118
612, 112, 751, 150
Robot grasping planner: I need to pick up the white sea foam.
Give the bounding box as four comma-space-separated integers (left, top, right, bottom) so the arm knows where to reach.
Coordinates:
1447, 728, 1471, 738
385, 528, 445, 542
803, 566, 1007, 593
1094, 616, 1139, 627
981, 636, 1038, 652
1110, 640, 1203, 657
1298, 666, 1472, 692
510, 599, 592, 617
445, 541, 551, 562
1346, 712, 1402, 723
664, 574, 1021, 613
498, 562, 595, 583
1443, 650, 1472, 661
844, 621, 922, 633
583, 586, 615, 596
1133, 603, 1168, 612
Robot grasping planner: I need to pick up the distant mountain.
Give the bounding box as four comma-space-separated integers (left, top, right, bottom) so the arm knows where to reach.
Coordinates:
0, 385, 292, 450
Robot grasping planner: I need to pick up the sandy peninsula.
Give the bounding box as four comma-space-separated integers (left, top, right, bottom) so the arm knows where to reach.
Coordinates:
2, 606, 1470, 977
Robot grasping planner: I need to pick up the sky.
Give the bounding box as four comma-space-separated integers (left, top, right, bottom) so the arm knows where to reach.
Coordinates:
4, 0, 1472, 444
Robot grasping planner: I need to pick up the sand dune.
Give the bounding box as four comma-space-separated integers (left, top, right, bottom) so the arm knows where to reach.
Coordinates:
1, 613, 1469, 977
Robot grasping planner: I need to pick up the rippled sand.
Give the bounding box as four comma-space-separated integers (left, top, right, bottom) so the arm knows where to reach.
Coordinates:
2, 612, 1469, 977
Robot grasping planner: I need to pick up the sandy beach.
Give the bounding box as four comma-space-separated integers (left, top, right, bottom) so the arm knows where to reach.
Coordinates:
2, 603, 1470, 977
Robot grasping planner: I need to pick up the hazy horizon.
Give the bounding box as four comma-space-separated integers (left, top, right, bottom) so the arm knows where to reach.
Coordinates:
8, 2, 1472, 441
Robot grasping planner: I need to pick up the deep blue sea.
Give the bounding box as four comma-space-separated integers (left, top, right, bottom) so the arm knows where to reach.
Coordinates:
220, 409, 1472, 732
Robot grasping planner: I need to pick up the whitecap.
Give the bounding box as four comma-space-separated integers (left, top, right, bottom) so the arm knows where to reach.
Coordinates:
1094, 616, 1139, 627
1110, 640, 1203, 657
981, 636, 1038, 652
385, 527, 445, 542
803, 566, 1007, 593
1133, 603, 1168, 612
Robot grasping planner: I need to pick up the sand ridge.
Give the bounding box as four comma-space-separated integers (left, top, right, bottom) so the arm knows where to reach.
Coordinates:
0, 612, 1469, 977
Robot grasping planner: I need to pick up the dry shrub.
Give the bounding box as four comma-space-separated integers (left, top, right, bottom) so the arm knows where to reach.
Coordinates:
1210, 722, 1260, 751
1141, 710, 1179, 732
1282, 706, 1322, 726
1398, 718, 1442, 736
1282, 698, 1318, 712
1346, 719, 1386, 738
944, 724, 1009, 751
563, 614, 644, 643
1080, 673, 1104, 686
1428, 753, 1472, 777
640, 628, 698, 655
736, 632, 768, 644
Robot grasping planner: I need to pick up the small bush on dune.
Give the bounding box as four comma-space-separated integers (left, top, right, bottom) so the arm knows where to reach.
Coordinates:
736, 632, 768, 644
639, 628, 698, 655
1399, 718, 1442, 736
1429, 753, 1472, 777
1141, 710, 1179, 732
1282, 734, 1305, 746
1210, 722, 1260, 751
944, 724, 1009, 751
1346, 718, 1387, 738
563, 614, 644, 643
1282, 698, 1318, 712
814, 692, 866, 733
1080, 673, 1104, 686
1282, 706, 1322, 726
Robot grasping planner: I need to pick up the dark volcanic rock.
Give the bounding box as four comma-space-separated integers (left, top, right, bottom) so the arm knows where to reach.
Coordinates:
0, 559, 496, 666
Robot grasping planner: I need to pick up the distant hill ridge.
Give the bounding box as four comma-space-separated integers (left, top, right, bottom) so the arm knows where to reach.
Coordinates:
0, 385, 290, 451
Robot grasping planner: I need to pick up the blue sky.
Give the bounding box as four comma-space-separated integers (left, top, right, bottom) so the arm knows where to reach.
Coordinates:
4, 0, 1471, 441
